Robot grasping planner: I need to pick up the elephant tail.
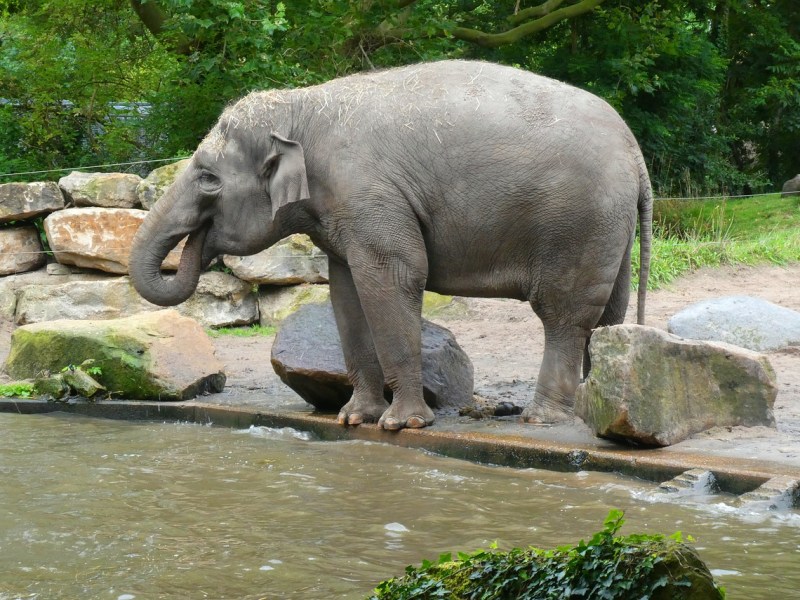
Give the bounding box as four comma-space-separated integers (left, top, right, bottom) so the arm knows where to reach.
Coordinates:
636, 162, 653, 326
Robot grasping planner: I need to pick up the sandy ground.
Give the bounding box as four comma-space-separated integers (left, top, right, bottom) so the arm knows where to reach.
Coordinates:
3, 263, 799, 468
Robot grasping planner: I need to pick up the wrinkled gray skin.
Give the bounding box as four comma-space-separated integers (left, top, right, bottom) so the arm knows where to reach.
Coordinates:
130, 60, 652, 430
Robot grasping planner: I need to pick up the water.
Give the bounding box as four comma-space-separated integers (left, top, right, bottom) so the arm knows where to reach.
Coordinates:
1, 413, 799, 599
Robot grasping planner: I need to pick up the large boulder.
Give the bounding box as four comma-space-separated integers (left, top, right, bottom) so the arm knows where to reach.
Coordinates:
270, 301, 474, 413
258, 284, 331, 326
43, 208, 184, 274
668, 295, 800, 352
0, 181, 65, 224
0, 226, 46, 275
58, 171, 142, 208
136, 159, 190, 210
781, 174, 800, 198
4, 310, 226, 401
223, 234, 328, 284
10, 272, 258, 328
575, 325, 777, 447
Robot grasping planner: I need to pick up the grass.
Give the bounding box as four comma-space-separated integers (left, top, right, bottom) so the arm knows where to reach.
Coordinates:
206, 324, 276, 338
633, 193, 800, 290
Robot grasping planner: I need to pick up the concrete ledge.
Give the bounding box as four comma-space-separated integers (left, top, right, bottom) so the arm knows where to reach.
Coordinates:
5, 398, 800, 502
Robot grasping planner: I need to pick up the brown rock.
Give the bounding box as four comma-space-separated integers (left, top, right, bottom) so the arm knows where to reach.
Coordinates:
5, 310, 226, 401
576, 325, 777, 447
43, 208, 184, 274
0, 226, 46, 275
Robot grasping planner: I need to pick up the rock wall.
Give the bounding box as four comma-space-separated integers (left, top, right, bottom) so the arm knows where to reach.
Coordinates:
0, 162, 329, 328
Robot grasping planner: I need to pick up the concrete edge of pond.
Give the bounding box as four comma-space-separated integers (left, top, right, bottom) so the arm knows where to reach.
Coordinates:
4, 397, 800, 507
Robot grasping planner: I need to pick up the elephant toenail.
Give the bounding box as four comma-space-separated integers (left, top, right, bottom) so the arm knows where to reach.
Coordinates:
406, 416, 427, 428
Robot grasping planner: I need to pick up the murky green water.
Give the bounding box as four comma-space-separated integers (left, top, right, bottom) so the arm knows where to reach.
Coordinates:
1, 413, 798, 599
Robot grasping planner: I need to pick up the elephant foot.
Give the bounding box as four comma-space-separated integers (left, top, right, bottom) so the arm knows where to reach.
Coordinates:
378, 400, 435, 431
521, 400, 574, 425
337, 395, 390, 426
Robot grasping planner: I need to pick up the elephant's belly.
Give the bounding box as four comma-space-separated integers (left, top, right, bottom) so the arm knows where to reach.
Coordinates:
425, 267, 530, 301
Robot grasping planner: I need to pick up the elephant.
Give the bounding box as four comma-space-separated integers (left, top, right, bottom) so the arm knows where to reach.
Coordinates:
129, 60, 652, 431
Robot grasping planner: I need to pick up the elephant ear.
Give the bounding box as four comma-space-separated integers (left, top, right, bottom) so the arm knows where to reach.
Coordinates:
264, 132, 310, 218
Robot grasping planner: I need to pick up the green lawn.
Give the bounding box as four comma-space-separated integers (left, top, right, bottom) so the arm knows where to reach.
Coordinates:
634, 193, 800, 289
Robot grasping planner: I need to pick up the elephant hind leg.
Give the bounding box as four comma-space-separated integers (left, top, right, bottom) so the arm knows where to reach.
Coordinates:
582, 244, 632, 378
523, 294, 608, 424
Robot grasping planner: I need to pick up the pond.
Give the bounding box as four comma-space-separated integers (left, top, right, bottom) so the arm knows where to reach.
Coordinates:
1, 413, 798, 599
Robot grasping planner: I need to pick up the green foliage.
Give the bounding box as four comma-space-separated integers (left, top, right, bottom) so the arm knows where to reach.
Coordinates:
206, 324, 276, 338
1, 1, 797, 196
0, 381, 34, 398
370, 510, 724, 599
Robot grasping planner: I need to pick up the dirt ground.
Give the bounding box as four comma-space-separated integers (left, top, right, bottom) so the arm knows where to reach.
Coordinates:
3, 263, 800, 464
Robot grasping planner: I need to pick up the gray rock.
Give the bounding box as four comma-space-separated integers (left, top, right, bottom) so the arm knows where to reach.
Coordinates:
137, 159, 190, 210
9, 271, 257, 328
575, 325, 777, 447
43, 208, 184, 274
5, 310, 226, 401
180, 271, 259, 328
0, 181, 65, 224
58, 171, 142, 208
270, 301, 474, 413
223, 234, 328, 284
668, 295, 800, 351
0, 226, 46, 275
258, 284, 330, 326
781, 174, 800, 198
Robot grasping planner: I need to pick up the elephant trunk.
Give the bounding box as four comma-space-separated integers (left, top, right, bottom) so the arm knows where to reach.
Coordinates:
129, 202, 210, 307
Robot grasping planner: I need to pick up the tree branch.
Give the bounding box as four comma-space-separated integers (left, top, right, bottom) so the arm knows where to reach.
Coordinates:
129, 0, 193, 55
509, 0, 567, 26
453, 0, 606, 48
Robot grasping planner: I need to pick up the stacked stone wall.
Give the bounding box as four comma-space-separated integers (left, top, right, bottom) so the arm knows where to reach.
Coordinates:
0, 161, 329, 328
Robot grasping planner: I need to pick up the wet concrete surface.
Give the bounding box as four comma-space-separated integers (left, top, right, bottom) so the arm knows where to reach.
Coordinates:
4, 385, 799, 503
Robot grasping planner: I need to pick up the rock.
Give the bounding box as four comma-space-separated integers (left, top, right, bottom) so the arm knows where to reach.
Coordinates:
0, 181, 65, 224
781, 174, 800, 198
575, 325, 777, 447
43, 207, 184, 274
58, 171, 142, 208
668, 295, 800, 352
0, 226, 46, 275
179, 271, 259, 328
258, 284, 330, 326
270, 301, 474, 413
459, 395, 524, 419
4, 310, 226, 401
10, 271, 258, 328
14, 274, 156, 324
61, 364, 106, 398
137, 159, 190, 210
223, 234, 328, 284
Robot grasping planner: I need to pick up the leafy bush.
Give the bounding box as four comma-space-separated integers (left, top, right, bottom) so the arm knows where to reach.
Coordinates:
370, 510, 724, 600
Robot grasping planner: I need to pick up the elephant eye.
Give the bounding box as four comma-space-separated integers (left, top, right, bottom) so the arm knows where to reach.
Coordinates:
198, 171, 221, 191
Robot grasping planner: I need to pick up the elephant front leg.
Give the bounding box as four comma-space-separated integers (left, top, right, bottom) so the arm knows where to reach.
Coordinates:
347, 248, 435, 431
329, 260, 390, 425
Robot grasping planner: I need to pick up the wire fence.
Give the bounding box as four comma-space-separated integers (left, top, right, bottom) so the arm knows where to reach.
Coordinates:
0, 156, 797, 203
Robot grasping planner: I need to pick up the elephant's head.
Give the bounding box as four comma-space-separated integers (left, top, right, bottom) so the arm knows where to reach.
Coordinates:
129, 122, 310, 306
